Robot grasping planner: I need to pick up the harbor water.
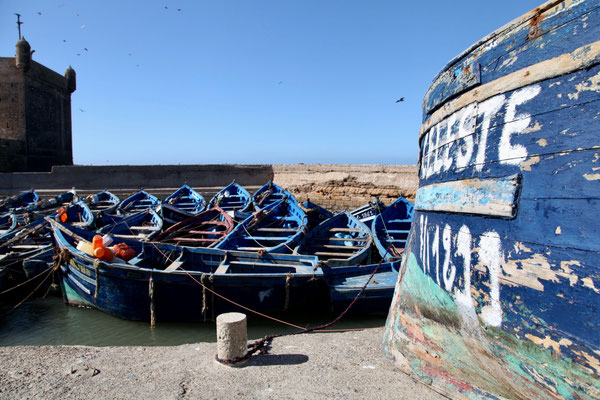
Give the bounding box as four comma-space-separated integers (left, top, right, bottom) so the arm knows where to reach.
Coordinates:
0, 296, 386, 347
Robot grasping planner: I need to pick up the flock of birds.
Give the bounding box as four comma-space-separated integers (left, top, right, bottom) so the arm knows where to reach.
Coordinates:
15, 6, 407, 105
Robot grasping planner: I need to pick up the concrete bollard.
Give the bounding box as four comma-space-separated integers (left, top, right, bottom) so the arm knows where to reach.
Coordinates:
216, 312, 247, 366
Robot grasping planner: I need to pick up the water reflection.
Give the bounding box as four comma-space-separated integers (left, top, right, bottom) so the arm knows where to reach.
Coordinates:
0, 297, 385, 347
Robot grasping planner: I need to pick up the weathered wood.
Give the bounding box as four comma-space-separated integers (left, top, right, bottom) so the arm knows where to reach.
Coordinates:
419, 40, 600, 140
164, 260, 183, 272
317, 244, 366, 250
314, 251, 351, 258
385, 2, 600, 399
328, 228, 362, 233
255, 227, 298, 232
415, 174, 520, 218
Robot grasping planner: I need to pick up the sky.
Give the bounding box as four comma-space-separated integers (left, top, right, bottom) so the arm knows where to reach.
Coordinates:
1, 1, 543, 166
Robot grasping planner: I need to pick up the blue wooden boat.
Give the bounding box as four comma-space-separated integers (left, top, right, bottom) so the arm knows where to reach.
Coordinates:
295, 211, 372, 267
208, 181, 252, 214
324, 260, 400, 315
253, 181, 296, 210
99, 208, 163, 241
371, 196, 414, 261
216, 198, 307, 253
25, 189, 78, 213
84, 190, 120, 216
0, 213, 18, 240
349, 197, 385, 226
117, 190, 160, 215
155, 206, 234, 248
159, 184, 206, 226
58, 201, 95, 228
158, 203, 194, 227
384, 2, 600, 398
0, 189, 39, 213
22, 245, 54, 279
164, 184, 206, 214
299, 199, 334, 231
50, 219, 327, 322
21, 245, 60, 296
0, 200, 92, 294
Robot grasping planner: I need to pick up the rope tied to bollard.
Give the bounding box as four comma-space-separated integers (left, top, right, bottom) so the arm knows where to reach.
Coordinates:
215, 247, 391, 366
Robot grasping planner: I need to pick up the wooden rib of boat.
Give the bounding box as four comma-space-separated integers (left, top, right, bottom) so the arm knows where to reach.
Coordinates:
50, 219, 327, 322
0, 189, 39, 213
118, 190, 160, 215
154, 206, 233, 248
383, 2, 600, 398
295, 211, 372, 267
299, 199, 334, 231
99, 208, 163, 241
215, 197, 307, 253
253, 181, 296, 210
208, 181, 251, 214
371, 196, 414, 261
84, 190, 120, 215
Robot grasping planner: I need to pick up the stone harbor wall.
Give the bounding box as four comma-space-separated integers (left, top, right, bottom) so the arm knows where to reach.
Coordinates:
0, 164, 418, 210
272, 164, 417, 210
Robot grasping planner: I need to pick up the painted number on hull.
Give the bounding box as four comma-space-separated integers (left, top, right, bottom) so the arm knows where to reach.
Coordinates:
419, 215, 503, 327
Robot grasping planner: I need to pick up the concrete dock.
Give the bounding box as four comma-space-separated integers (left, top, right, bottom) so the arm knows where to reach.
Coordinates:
0, 327, 445, 399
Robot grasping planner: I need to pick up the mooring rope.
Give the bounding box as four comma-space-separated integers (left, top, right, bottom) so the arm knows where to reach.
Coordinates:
0, 261, 54, 296
215, 247, 391, 365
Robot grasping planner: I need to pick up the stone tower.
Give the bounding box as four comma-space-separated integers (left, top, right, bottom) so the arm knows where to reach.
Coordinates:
0, 38, 76, 172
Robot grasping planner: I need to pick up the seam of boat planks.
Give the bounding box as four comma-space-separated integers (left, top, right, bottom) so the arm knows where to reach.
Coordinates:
383, 0, 600, 399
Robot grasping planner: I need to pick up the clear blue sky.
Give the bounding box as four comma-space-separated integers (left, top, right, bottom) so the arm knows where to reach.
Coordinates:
1, 1, 542, 166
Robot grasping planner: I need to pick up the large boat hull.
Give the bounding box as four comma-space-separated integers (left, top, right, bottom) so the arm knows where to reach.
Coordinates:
384, 1, 600, 398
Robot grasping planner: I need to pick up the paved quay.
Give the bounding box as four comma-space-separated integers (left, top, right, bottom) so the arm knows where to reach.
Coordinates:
0, 327, 446, 399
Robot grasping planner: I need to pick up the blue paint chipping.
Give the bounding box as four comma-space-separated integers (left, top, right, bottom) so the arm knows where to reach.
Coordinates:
385, 1, 600, 398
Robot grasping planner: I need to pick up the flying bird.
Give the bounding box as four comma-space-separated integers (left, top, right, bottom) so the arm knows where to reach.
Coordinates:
395, 97, 405, 103
63, 39, 67, 42
84, 48, 88, 51
164, 6, 168, 9
79, 108, 85, 112
177, 8, 182, 11
37, 12, 42, 15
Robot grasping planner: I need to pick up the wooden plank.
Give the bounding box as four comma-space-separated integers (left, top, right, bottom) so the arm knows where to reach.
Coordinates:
314, 251, 352, 257
112, 234, 144, 239
329, 228, 362, 233
317, 244, 365, 250
229, 260, 300, 268
164, 260, 183, 272
169, 237, 218, 242
255, 227, 298, 232
10, 244, 47, 250
316, 237, 368, 242
188, 230, 224, 235
242, 236, 288, 241
214, 263, 229, 274
419, 40, 600, 140
415, 174, 520, 218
